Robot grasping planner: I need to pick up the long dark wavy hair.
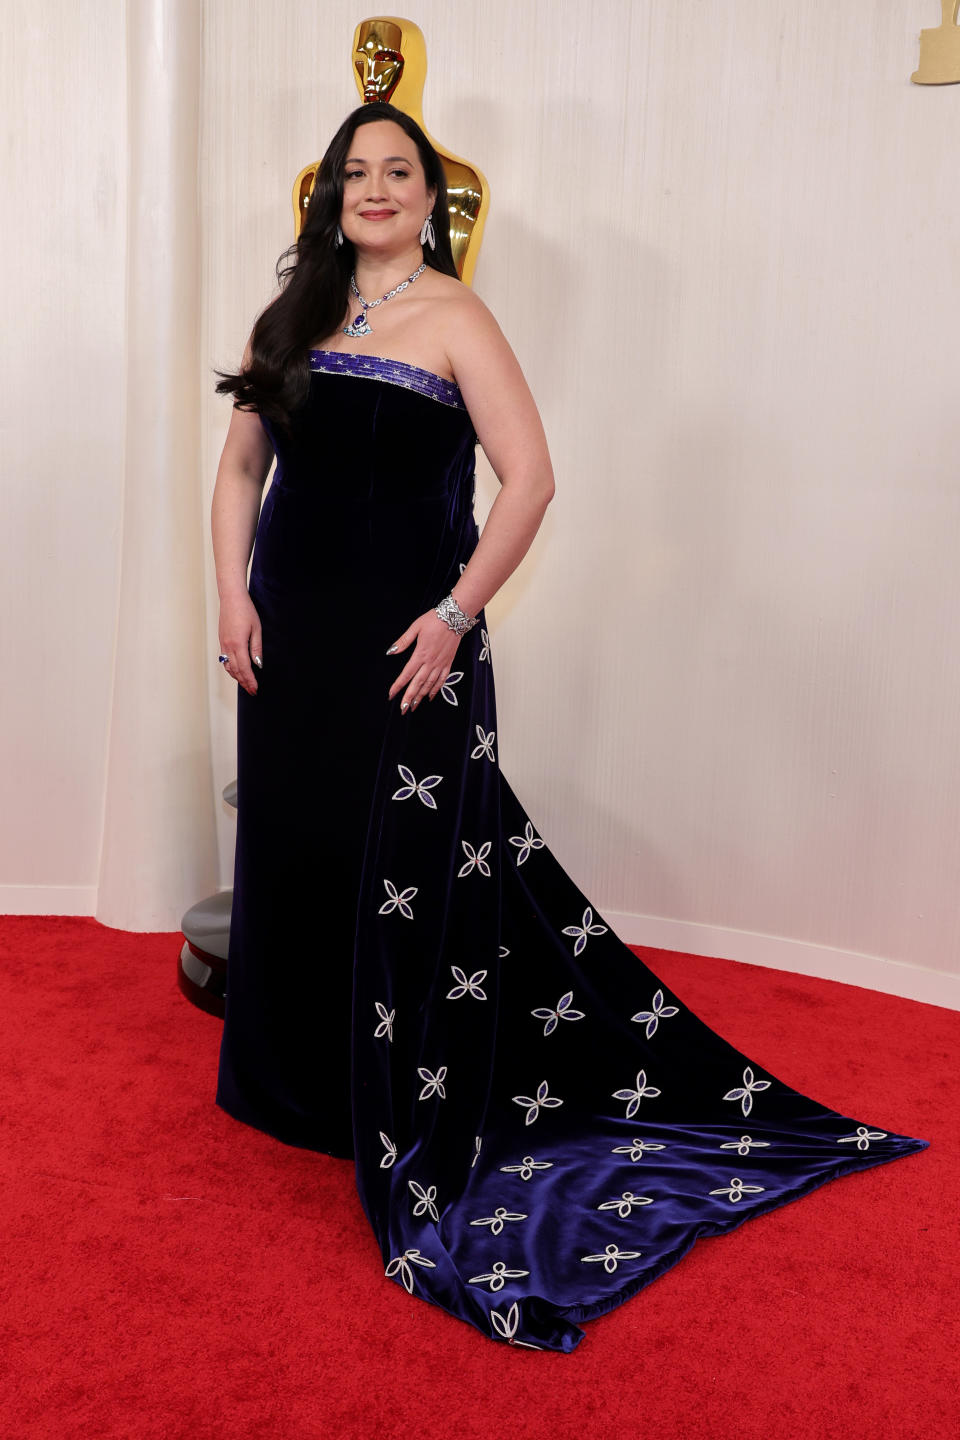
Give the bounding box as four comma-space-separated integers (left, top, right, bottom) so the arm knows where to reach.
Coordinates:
213, 102, 461, 441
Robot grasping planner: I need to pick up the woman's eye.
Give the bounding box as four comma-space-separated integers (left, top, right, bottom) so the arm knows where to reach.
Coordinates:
343, 168, 409, 180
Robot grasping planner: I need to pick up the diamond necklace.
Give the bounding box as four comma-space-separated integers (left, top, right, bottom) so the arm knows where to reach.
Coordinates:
342, 262, 427, 337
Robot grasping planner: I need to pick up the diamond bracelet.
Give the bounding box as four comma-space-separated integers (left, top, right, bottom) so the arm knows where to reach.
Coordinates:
435, 592, 478, 636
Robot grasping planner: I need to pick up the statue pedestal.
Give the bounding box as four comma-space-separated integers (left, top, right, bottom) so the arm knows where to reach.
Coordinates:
177, 778, 236, 1017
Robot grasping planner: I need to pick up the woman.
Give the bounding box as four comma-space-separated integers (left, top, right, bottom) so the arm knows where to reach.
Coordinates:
210, 102, 927, 1352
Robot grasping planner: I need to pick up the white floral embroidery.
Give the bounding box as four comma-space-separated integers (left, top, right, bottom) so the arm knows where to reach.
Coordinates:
408, 1180, 439, 1222
479, 628, 491, 663
612, 1069, 661, 1119
499, 943, 510, 958
612, 1138, 667, 1162
468, 1260, 530, 1292
709, 1176, 766, 1203
440, 669, 464, 706
581, 1243, 643, 1273
458, 839, 492, 877
837, 1126, 888, 1151
720, 1135, 771, 1156
379, 1131, 397, 1169
512, 1079, 563, 1126
391, 763, 443, 808
630, 988, 680, 1038
373, 1001, 395, 1041
471, 724, 496, 762
417, 1065, 448, 1101
490, 1301, 542, 1348
469, 1206, 528, 1235
561, 905, 608, 956
531, 990, 585, 1036
598, 1191, 655, 1217
385, 1248, 436, 1294
508, 820, 545, 866
378, 878, 417, 918
500, 1155, 554, 1180
471, 1135, 482, 1168
446, 966, 488, 1000
723, 1066, 772, 1117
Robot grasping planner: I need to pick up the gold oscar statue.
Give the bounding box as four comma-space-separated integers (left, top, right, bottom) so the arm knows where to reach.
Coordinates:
912, 1, 960, 84
291, 16, 489, 286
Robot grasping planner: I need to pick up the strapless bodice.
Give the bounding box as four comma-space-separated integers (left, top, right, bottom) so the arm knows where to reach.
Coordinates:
307, 349, 467, 410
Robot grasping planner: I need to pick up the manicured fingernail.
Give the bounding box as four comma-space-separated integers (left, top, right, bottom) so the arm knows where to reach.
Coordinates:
253, 656, 262, 668
386, 644, 398, 654
401, 701, 408, 712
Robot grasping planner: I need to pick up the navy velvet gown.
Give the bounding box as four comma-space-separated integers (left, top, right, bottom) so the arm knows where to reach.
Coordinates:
216, 348, 929, 1352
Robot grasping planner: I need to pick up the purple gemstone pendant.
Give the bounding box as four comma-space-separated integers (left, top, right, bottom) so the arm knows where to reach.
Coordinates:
343, 309, 373, 337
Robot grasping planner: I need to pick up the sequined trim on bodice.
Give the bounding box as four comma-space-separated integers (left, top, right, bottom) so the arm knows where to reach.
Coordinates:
308, 349, 466, 410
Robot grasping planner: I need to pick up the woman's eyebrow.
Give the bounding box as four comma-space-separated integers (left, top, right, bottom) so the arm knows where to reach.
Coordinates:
344, 154, 413, 164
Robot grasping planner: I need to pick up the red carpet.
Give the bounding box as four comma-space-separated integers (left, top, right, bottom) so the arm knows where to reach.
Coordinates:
0, 914, 956, 1439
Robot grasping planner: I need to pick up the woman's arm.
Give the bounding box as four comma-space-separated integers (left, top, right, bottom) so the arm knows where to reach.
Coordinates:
441, 291, 556, 621
211, 335, 275, 693
211, 335, 275, 598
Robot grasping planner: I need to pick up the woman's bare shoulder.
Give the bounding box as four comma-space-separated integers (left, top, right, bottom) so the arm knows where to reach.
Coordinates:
437, 281, 503, 357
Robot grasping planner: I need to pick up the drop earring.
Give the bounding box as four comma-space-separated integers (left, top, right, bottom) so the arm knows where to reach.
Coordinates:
334, 223, 343, 248
419, 212, 435, 250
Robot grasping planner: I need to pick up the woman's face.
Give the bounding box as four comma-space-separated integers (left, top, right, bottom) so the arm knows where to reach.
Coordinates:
339, 119, 437, 256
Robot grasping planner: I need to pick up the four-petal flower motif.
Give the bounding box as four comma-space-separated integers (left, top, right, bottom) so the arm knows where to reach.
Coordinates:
469, 1206, 528, 1235
417, 1065, 448, 1101
470, 725, 496, 762
709, 1176, 766, 1203
499, 1155, 554, 1181
468, 1260, 530, 1292
562, 906, 608, 956
479, 628, 491, 664
597, 1191, 655, 1218
612, 1069, 662, 1119
379, 1131, 397, 1169
531, 989, 585, 1036
378, 878, 417, 919
720, 1135, 771, 1156
385, 1248, 436, 1294
490, 1301, 542, 1349
580, 1243, 643, 1273
440, 669, 464, 706
611, 1138, 667, 1162
508, 820, 545, 867
373, 1001, 395, 1042
837, 1126, 888, 1151
722, 1066, 772, 1117
408, 1180, 440, 1222
391, 763, 443, 808
630, 988, 680, 1039
447, 966, 488, 1000
512, 1080, 563, 1126
457, 839, 492, 877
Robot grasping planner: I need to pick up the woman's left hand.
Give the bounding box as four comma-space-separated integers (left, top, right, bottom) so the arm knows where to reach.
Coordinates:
387, 608, 465, 712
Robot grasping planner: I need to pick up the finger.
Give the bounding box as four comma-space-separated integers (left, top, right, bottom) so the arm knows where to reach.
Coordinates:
404, 665, 442, 711
399, 663, 430, 711
427, 669, 449, 700
250, 622, 264, 671
386, 630, 413, 657
388, 653, 425, 701
223, 642, 257, 695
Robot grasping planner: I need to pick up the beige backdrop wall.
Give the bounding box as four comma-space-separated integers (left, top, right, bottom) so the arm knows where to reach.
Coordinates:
3, 1, 958, 1008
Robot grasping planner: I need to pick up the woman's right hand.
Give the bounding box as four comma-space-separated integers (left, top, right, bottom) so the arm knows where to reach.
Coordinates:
218, 591, 264, 695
